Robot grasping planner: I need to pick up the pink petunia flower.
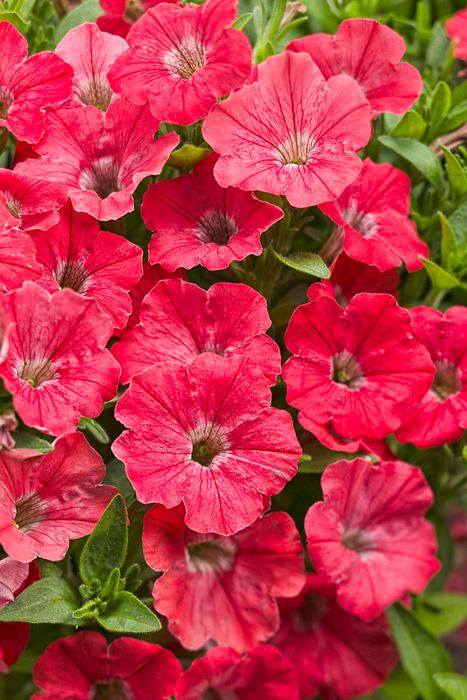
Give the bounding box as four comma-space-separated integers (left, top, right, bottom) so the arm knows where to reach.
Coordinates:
98, 0, 179, 40
0, 282, 120, 436
56, 23, 128, 110
0, 558, 38, 672
396, 306, 467, 448
288, 18, 422, 116
0, 432, 117, 562
319, 158, 428, 272
283, 293, 435, 448
0, 169, 67, 233
305, 458, 440, 622
143, 153, 283, 271
202, 51, 372, 208
32, 631, 182, 699
272, 575, 398, 700
108, 0, 252, 126
30, 202, 143, 329
113, 353, 301, 535
15, 99, 179, 221
0, 22, 73, 143
307, 251, 399, 306
143, 504, 305, 651
112, 278, 281, 385
0, 229, 42, 292
175, 645, 300, 700
446, 9, 467, 60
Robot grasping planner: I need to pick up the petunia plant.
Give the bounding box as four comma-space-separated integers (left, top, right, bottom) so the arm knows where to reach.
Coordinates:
0, 0, 464, 698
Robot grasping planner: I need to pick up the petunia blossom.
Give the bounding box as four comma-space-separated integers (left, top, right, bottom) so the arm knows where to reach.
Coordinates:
16, 98, 179, 221
56, 23, 128, 110
0, 169, 67, 233
175, 645, 300, 700
0, 558, 38, 672
32, 631, 182, 699
305, 458, 440, 621
288, 18, 422, 116
108, 0, 252, 125
112, 278, 281, 384
98, 0, 179, 40
319, 158, 428, 272
31, 202, 143, 329
0, 229, 42, 292
396, 306, 467, 448
113, 353, 301, 535
446, 9, 467, 60
0, 282, 120, 436
143, 504, 305, 651
0, 432, 117, 562
0, 22, 73, 143
283, 293, 435, 448
272, 575, 398, 700
143, 153, 283, 271
202, 51, 372, 208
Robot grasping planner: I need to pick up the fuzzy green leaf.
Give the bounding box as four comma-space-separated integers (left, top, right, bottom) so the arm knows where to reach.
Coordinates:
96, 592, 161, 634
433, 673, 467, 700
379, 136, 444, 191
272, 250, 330, 279
79, 495, 128, 587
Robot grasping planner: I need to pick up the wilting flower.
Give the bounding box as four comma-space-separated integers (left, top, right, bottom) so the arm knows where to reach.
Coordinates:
16, 99, 179, 221
305, 458, 439, 621
176, 645, 300, 700
32, 631, 182, 699
396, 306, 467, 448
0, 558, 39, 672
320, 158, 428, 272
112, 278, 281, 384
31, 202, 143, 329
283, 293, 435, 448
202, 51, 372, 208
143, 153, 283, 271
446, 9, 467, 60
56, 23, 128, 110
143, 504, 305, 651
98, 0, 179, 40
114, 353, 301, 535
0, 169, 67, 233
108, 0, 252, 125
272, 575, 398, 699
288, 18, 422, 116
0, 432, 116, 562
0, 282, 120, 435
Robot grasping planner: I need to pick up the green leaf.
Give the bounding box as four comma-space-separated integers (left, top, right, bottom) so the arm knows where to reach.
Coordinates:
0, 10, 29, 32
421, 258, 460, 291
96, 592, 161, 634
449, 200, 467, 247
12, 431, 53, 452
231, 11, 253, 30
433, 673, 467, 700
438, 212, 458, 271
272, 249, 330, 279
381, 666, 418, 700
440, 146, 467, 196
429, 83, 452, 127
79, 495, 128, 587
78, 416, 110, 444
0, 564, 81, 625
167, 144, 210, 172
100, 567, 123, 602
415, 593, 467, 637
379, 136, 444, 191
55, 0, 103, 42
387, 603, 452, 700
391, 110, 427, 140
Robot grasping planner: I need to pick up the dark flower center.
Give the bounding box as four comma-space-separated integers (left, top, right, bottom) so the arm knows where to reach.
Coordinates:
202, 689, 229, 700
191, 440, 215, 466
198, 210, 237, 246
4, 199, 20, 219
342, 205, 376, 238
164, 38, 206, 80
77, 76, 113, 111
17, 358, 59, 388
190, 426, 227, 468
332, 350, 365, 390
125, 0, 143, 20
432, 359, 462, 401
341, 528, 374, 554
0, 89, 13, 120
292, 593, 327, 632
186, 537, 236, 574
79, 157, 121, 199
91, 679, 132, 700
276, 132, 314, 166
54, 260, 89, 294
14, 493, 44, 532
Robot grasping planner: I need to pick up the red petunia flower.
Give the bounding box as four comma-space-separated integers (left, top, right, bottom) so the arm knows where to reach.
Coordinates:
396, 306, 467, 448
319, 159, 428, 272
0, 169, 67, 233
288, 18, 422, 116
98, 0, 179, 40
31, 202, 143, 329
0, 432, 117, 562
0, 282, 120, 436
272, 575, 398, 700
446, 9, 467, 60
0, 558, 38, 672
113, 353, 300, 535
0, 229, 42, 292
283, 293, 435, 448
16, 99, 179, 221
143, 504, 305, 651
202, 51, 372, 208
32, 631, 182, 699
0, 22, 73, 143
112, 278, 281, 385
56, 23, 128, 110
108, 0, 252, 126
175, 645, 300, 700
143, 153, 283, 271
305, 458, 439, 621
307, 252, 399, 306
